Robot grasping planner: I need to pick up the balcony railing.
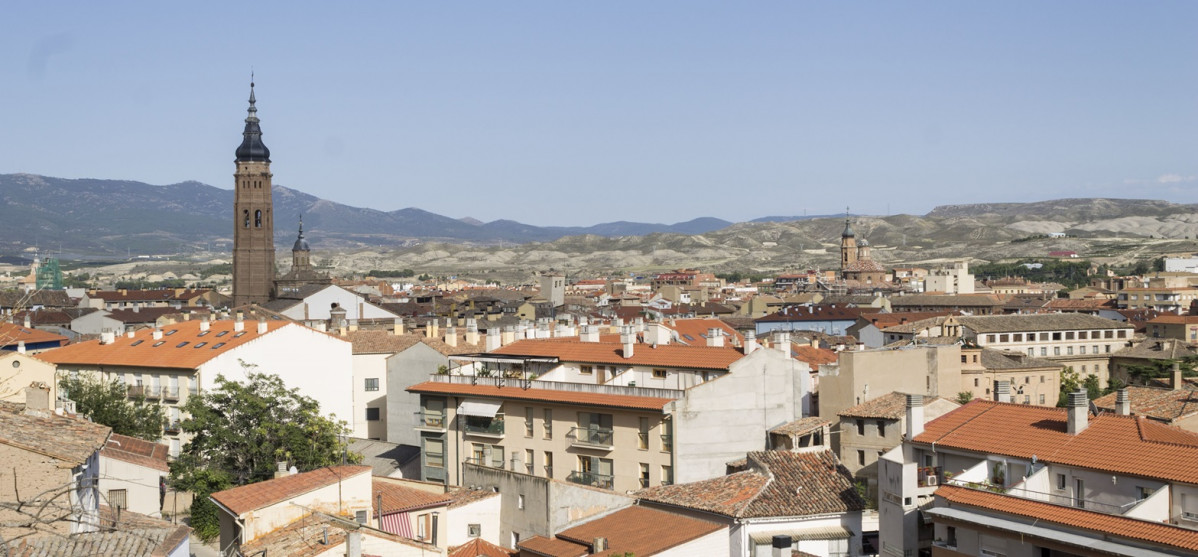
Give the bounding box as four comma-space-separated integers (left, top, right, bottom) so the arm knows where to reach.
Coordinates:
415, 410, 447, 429
661, 433, 673, 452
127, 385, 146, 398
569, 426, 614, 448
464, 456, 504, 468
165, 422, 181, 434
144, 387, 161, 400
162, 386, 180, 401
463, 418, 505, 437
566, 470, 614, 489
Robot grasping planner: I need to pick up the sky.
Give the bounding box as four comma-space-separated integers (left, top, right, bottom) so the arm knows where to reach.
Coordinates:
2, 2, 1197, 227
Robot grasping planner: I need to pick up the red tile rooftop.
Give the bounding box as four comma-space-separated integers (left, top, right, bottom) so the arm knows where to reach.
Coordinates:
211, 465, 371, 516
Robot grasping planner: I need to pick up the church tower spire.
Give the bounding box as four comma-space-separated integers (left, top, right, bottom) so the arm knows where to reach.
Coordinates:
232, 78, 277, 307
840, 207, 858, 269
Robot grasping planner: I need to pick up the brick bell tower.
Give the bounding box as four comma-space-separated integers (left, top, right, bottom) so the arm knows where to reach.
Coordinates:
232, 80, 276, 307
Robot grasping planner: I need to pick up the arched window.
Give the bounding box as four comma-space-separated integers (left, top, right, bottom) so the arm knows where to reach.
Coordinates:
243, 210, 250, 228
255, 210, 262, 228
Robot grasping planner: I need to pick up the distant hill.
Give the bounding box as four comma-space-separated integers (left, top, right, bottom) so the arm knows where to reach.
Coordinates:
0, 174, 735, 255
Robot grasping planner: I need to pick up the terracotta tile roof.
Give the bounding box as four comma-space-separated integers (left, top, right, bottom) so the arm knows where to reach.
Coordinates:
0, 322, 68, 347
10, 506, 189, 557
790, 344, 837, 366
637, 450, 864, 518
0, 403, 110, 466
936, 484, 1198, 552
1044, 298, 1116, 310
858, 311, 956, 329
449, 537, 516, 557
879, 315, 953, 334
957, 313, 1130, 334
445, 486, 500, 509
667, 318, 743, 346
0, 289, 74, 309
554, 505, 724, 556
977, 349, 1059, 370
407, 381, 674, 411
889, 294, 1005, 308
86, 288, 211, 303
345, 330, 424, 354
210, 466, 371, 516
239, 511, 428, 556
1093, 386, 1198, 423
769, 417, 830, 436
1112, 338, 1198, 361
1147, 314, 1198, 324
13, 308, 97, 326
517, 535, 587, 557
373, 478, 451, 514
915, 400, 1198, 484
102, 433, 170, 472
839, 392, 940, 420
491, 338, 744, 371
39, 319, 322, 370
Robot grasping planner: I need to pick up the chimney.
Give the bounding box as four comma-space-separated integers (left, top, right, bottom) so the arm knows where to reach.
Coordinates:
501, 326, 515, 346
445, 326, 458, 347
100, 328, 116, 345
516, 321, 528, 339
1115, 388, 1132, 415
393, 318, 405, 336
995, 380, 1011, 403
706, 328, 725, 348
132, 304, 140, 313
633, 317, 644, 334
346, 530, 363, 557
645, 322, 671, 346
22, 314, 30, 328
465, 319, 479, 345
199, 317, 210, 332
770, 534, 792, 557
126, 328, 135, 338
1173, 362, 1184, 391
152, 328, 163, 340
593, 537, 608, 553
621, 326, 635, 359
427, 319, 439, 339
330, 306, 347, 331
23, 383, 51, 416
348, 319, 359, 333
744, 331, 759, 354
16, 341, 25, 354
1067, 389, 1089, 435
257, 318, 268, 334
773, 331, 791, 354
580, 324, 600, 343
274, 461, 289, 479
906, 394, 925, 439
234, 312, 245, 332
485, 328, 501, 351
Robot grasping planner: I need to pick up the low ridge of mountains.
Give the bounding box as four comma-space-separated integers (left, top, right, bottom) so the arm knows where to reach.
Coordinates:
2, 174, 1197, 264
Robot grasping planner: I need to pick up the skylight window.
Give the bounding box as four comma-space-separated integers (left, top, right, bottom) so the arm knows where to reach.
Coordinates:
234, 331, 247, 338
198, 331, 210, 337
194, 342, 207, 348
216, 331, 229, 337
212, 342, 226, 349
130, 340, 144, 346
153, 341, 165, 347
164, 330, 178, 336
176, 341, 189, 348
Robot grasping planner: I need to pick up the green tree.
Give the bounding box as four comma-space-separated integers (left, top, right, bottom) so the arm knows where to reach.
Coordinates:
59, 374, 166, 440
171, 371, 353, 541
956, 391, 976, 405
1057, 366, 1101, 407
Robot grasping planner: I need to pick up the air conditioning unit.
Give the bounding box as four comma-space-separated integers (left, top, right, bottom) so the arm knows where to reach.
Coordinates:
925, 475, 939, 486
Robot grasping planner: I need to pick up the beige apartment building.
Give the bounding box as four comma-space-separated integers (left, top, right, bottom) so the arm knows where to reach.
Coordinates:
958, 346, 1063, 406
407, 335, 809, 493
837, 392, 959, 498
956, 314, 1133, 386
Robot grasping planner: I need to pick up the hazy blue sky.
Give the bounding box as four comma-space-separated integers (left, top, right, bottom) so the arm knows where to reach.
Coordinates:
3, 3, 1196, 226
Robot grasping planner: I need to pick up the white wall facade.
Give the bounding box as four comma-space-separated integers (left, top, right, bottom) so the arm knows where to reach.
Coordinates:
98, 455, 163, 518
658, 527, 730, 557
278, 285, 399, 322
446, 494, 502, 548
352, 353, 389, 439
199, 324, 354, 431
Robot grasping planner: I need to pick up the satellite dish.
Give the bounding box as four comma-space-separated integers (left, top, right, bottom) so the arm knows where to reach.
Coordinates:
289, 466, 298, 475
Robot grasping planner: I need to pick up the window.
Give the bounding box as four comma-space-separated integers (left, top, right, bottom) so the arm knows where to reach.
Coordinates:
366, 407, 380, 421
858, 450, 866, 465
254, 209, 263, 227
639, 463, 650, 488
1012, 333, 1022, 342
999, 334, 1009, 342
876, 420, 886, 438
974, 378, 979, 387
1092, 345, 1099, 354
525, 449, 534, 473
355, 510, 367, 524
579, 365, 593, 375
1079, 346, 1086, 355
1105, 345, 1111, 353
176, 341, 191, 348
1039, 394, 1046, 405
243, 209, 250, 228
424, 438, 445, 469
987, 335, 996, 343
1065, 331, 1075, 340
1023, 395, 1030, 404
108, 489, 127, 510
1067, 346, 1074, 355
1040, 347, 1047, 356
468, 524, 481, 538
364, 378, 379, 392
661, 465, 673, 486
1137, 486, 1155, 500
1075, 478, 1085, 508
856, 419, 865, 436
652, 368, 667, 379
961, 355, 967, 363
1053, 346, 1061, 356
544, 451, 553, 477
638, 417, 649, 449
1027, 348, 1034, 357
1040, 375, 1045, 383
517, 495, 525, 510
525, 407, 534, 437
543, 409, 552, 439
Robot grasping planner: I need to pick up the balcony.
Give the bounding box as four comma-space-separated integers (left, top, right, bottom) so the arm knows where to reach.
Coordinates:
917, 466, 943, 488
463, 418, 505, 438
569, 426, 614, 449
126, 385, 146, 398
415, 410, 447, 431
661, 433, 673, 453
162, 386, 180, 401
566, 470, 614, 490
165, 422, 181, 434
464, 456, 504, 469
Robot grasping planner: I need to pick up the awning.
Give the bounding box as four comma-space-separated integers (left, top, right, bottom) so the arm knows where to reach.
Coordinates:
749, 525, 853, 545
457, 399, 502, 418
380, 511, 413, 538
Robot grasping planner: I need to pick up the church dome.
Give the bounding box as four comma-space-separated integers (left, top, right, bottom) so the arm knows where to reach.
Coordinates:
842, 219, 855, 238
292, 218, 310, 252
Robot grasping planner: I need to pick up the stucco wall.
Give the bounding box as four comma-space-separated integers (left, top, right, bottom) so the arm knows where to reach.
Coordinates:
446, 492, 502, 547
98, 454, 163, 517
352, 352, 389, 439
387, 343, 451, 447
